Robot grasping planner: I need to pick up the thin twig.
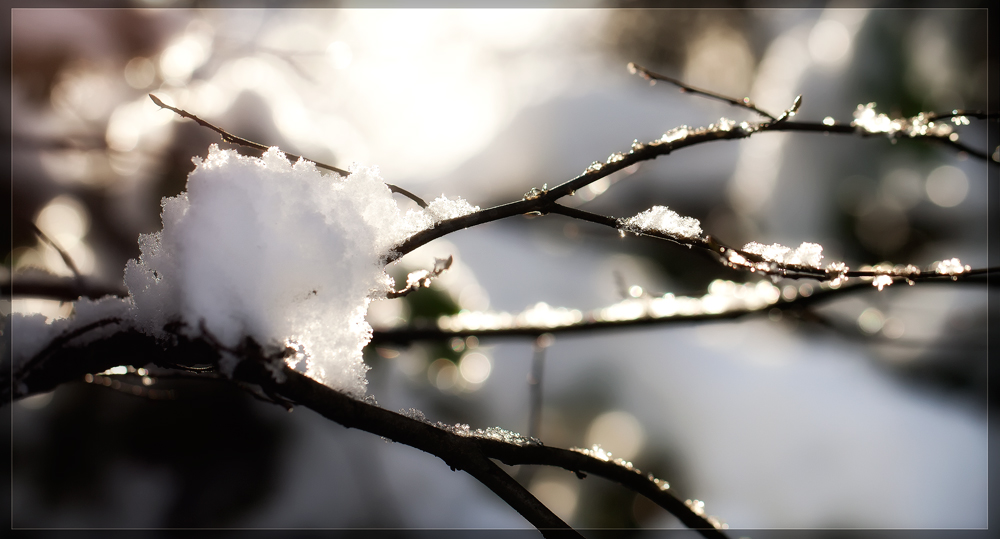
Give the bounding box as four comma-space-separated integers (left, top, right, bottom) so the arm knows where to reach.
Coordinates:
628, 62, 777, 121
462, 457, 580, 537
477, 439, 730, 537
148, 94, 428, 208
771, 120, 992, 161
29, 222, 83, 281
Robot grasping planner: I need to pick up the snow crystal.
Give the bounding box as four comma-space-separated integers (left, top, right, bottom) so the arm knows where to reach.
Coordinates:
743, 241, 824, 268
619, 206, 702, 240
121, 145, 468, 396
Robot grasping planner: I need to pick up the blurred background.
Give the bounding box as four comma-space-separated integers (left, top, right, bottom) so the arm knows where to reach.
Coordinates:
4, 4, 995, 531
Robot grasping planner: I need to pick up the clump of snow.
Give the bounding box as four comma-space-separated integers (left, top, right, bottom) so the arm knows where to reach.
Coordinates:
620, 206, 702, 240
932, 257, 970, 276
119, 145, 472, 396
743, 241, 824, 268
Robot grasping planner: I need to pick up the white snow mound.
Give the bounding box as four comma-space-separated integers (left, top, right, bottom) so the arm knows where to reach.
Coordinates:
121, 145, 475, 396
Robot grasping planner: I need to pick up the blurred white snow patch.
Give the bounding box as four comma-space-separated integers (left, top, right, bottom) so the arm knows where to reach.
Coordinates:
123, 144, 468, 396
620, 206, 702, 240
11, 296, 132, 377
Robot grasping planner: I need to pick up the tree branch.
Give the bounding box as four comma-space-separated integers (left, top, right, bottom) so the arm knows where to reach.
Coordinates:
29, 222, 83, 280
148, 94, 428, 208
627, 62, 777, 121
4, 323, 730, 537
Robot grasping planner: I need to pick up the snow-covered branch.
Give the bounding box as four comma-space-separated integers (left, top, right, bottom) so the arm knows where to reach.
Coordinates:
7, 55, 990, 535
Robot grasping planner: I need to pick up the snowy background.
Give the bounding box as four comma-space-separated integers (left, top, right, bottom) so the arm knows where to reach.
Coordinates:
5, 6, 993, 531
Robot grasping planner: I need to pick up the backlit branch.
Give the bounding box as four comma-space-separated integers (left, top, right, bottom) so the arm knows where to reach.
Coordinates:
1, 326, 729, 538
627, 62, 777, 121
148, 94, 428, 208
240, 360, 731, 538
